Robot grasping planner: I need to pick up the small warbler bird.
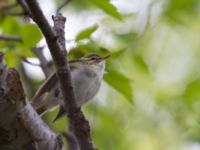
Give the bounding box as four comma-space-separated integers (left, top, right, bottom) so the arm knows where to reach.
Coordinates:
31, 53, 110, 120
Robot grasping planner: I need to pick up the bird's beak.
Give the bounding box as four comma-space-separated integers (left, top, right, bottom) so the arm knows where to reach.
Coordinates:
100, 55, 110, 61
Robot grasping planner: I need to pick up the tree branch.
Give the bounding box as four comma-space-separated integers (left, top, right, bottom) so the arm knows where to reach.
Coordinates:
23, 0, 95, 149
56, 0, 72, 14
0, 34, 52, 78
0, 34, 22, 42
52, 14, 67, 53
0, 52, 64, 150
18, 103, 65, 150
32, 47, 52, 78
52, 13, 79, 150
2, 2, 18, 10
17, 0, 32, 17
6, 12, 26, 16
62, 132, 79, 150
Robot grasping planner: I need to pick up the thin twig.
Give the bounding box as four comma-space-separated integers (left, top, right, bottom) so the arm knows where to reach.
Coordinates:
0, 34, 22, 42
22, 57, 40, 66
3, 2, 18, 10
19, 64, 36, 98
56, 0, 72, 14
6, 12, 25, 16
17, 0, 32, 17
62, 132, 79, 150
32, 47, 52, 78
23, 0, 95, 149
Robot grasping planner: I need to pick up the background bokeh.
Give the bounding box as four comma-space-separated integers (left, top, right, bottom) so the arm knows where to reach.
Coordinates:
1, 0, 200, 149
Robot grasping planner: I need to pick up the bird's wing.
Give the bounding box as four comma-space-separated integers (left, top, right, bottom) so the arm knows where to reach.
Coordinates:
53, 105, 66, 123
31, 64, 78, 108
31, 72, 57, 106
31, 61, 77, 115
52, 63, 80, 121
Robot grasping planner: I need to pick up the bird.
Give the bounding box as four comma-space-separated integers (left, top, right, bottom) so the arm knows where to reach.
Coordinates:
31, 53, 110, 121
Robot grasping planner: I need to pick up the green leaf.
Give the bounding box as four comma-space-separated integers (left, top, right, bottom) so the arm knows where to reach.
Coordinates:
4, 50, 19, 67
104, 68, 133, 102
76, 24, 98, 41
117, 32, 138, 43
166, 0, 197, 13
20, 24, 42, 47
164, 0, 198, 23
133, 54, 149, 74
109, 49, 126, 59
90, 0, 122, 20
1, 17, 20, 34
18, 45, 34, 57
77, 41, 109, 54
183, 80, 200, 103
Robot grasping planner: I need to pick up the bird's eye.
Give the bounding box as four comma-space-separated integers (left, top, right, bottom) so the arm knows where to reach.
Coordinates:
91, 57, 96, 60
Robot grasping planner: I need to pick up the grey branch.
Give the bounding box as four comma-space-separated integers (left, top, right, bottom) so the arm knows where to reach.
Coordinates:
17, 0, 32, 17
0, 52, 64, 150
52, 14, 67, 53
23, 0, 96, 150
3, 2, 18, 10
32, 47, 52, 78
0, 34, 22, 42
56, 0, 72, 14
52, 14, 79, 149
18, 103, 65, 150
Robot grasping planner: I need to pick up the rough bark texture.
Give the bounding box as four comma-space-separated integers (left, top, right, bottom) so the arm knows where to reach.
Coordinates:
0, 53, 36, 150
23, 0, 96, 149
0, 53, 65, 150
0, 0, 96, 149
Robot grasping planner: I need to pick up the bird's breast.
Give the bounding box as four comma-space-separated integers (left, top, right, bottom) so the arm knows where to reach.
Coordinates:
71, 66, 102, 106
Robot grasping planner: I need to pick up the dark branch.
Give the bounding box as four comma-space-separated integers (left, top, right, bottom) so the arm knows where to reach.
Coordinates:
22, 57, 40, 66
2, 2, 18, 10
0, 34, 52, 78
6, 12, 25, 16
62, 132, 79, 150
23, 0, 95, 149
0, 53, 64, 150
56, 0, 72, 14
19, 64, 36, 97
17, 0, 32, 17
52, 13, 67, 53
0, 34, 22, 42
52, 13, 79, 149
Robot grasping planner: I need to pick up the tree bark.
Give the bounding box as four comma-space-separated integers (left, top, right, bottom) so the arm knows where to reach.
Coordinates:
0, 53, 65, 150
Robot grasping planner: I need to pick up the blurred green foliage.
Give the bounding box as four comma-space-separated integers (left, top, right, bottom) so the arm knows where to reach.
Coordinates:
1, 0, 200, 150
76, 24, 99, 41
90, 0, 122, 20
